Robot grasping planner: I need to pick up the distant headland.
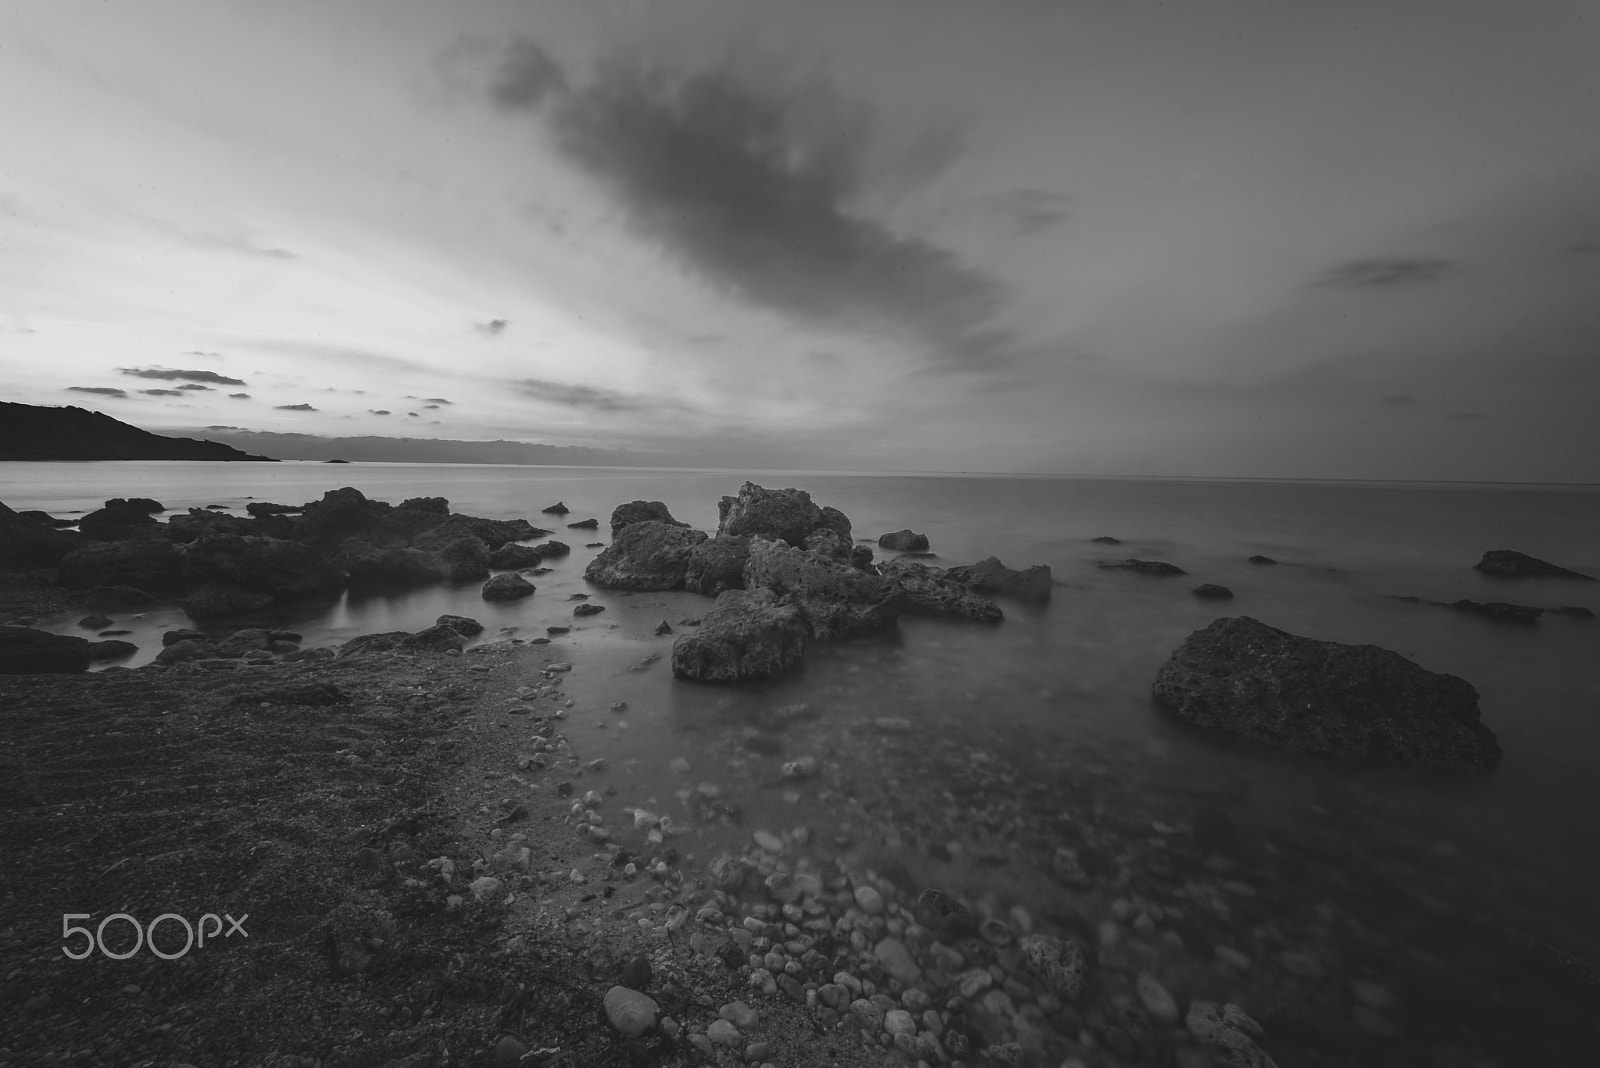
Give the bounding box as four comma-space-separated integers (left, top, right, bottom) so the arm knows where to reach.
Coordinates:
0, 402, 277, 462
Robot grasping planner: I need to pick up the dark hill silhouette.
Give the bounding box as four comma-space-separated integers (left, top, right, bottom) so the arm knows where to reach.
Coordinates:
0, 403, 277, 461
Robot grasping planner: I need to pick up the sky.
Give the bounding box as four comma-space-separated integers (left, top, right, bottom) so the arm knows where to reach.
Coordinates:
2, 0, 1599, 480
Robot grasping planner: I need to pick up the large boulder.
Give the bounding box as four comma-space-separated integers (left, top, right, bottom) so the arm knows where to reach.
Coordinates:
671, 588, 808, 682
877, 559, 1003, 622
426, 536, 491, 582
802, 527, 852, 560
717, 482, 829, 547
77, 497, 164, 540
743, 538, 903, 639
488, 543, 542, 569
1152, 616, 1501, 771
59, 538, 184, 593
684, 535, 752, 595
164, 508, 293, 543
482, 572, 535, 601
1473, 550, 1594, 581
400, 624, 466, 654
0, 500, 81, 568
1100, 558, 1186, 576
334, 540, 451, 588
290, 487, 391, 546
0, 626, 91, 674
181, 585, 274, 619
411, 514, 544, 552
585, 522, 708, 590
944, 556, 1054, 604
817, 505, 852, 541
182, 533, 345, 602
879, 529, 930, 552
609, 500, 690, 538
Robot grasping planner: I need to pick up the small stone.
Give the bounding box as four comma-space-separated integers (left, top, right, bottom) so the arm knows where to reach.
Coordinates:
1351, 979, 1395, 1010
1136, 972, 1180, 1025
853, 885, 885, 914
719, 1000, 759, 1029
494, 1035, 529, 1065
1018, 934, 1087, 1000
706, 1018, 740, 1047
874, 937, 923, 985
470, 876, 504, 903
602, 985, 659, 1037
883, 1009, 917, 1036
753, 829, 784, 853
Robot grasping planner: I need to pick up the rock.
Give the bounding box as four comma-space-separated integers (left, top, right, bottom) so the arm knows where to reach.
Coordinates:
942, 556, 1053, 604
1100, 558, 1186, 575
717, 482, 834, 547
609, 500, 691, 538
182, 533, 345, 602
706, 1019, 740, 1047
853, 885, 885, 915
241, 683, 347, 706
878, 559, 1003, 622
493, 1036, 529, 1065
409, 512, 543, 552
82, 585, 156, 611
336, 631, 410, 658
1474, 549, 1594, 580
878, 529, 930, 552
719, 1001, 759, 1029
1247, 555, 1277, 565
436, 614, 484, 636
86, 639, 138, 661
744, 538, 903, 639
414, 535, 490, 581
541, 501, 569, 515
400, 624, 467, 654
244, 501, 302, 517
874, 938, 923, 985
602, 985, 659, 1037
181, 585, 274, 619
470, 876, 504, 903
1154, 615, 1501, 770
683, 534, 752, 595
78, 613, 113, 629
914, 888, 975, 935
584, 521, 709, 590
0, 500, 81, 566
573, 603, 605, 617
654, 620, 672, 635
1193, 583, 1234, 599
884, 1009, 917, 1036
529, 539, 570, 557
1136, 973, 1180, 1024
0, 626, 91, 674
488, 543, 542, 569
77, 497, 164, 540
156, 638, 216, 663
671, 588, 808, 682
59, 538, 184, 593
566, 517, 599, 530
1018, 934, 1087, 1000
1553, 605, 1595, 618
1091, 536, 1122, 545
482, 573, 536, 601
1449, 599, 1543, 623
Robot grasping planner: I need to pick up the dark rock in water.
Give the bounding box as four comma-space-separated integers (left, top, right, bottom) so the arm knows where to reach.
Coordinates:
878, 559, 1003, 622
400, 624, 466, 654
1100, 558, 1186, 576
944, 556, 1053, 604
802, 526, 852, 560
1090, 536, 1122, 545
566, 517, 599, 530
335, 540, 452, 587
744, 538, 903, 639
717, 482, 834, 547
1474, 549, 1595, 580
17, 509, 76, 528
1192, 583, 1234, 599
0, 500, 81, 566
78, 613, 113, 630
1553, 605, 1595, 619
398, 496, 449, 514
654, 620, 673, 636
162, 628, 207, 646
573, 603, 606, 617
245, 501, 302, 517
540, 502, 570, 516
609, 500, 690, 538
1153, 616, 1500, 771
86, 639, 137, 661
1450, 599, 1542, 624
325, 459, 349, 464
183, 532, 346, 602
684, 535, 752, 595
156, 638, 217, 663
336, 631, 410, 658
412, 514, 541, 552
585, 522, 708, 590
181, 585, 274, 619
59, 538, 183, 593
530, 540, 570, 557
1247, 554, 1277, 565
419, 536, 490, 581
436, 614, 484, 636
488, 542, 542, 569
77, 497, 165, 541
671, 588, 808, 682
290, 487, 387, 546
97, 629, 132, 637
0, 626, 91, 674
546, 626, 569, 635
481, 572, 535, 601
914, 888, 976, 936
163, 507, 293, 543
849, 545, 875, 571
878, 529, 930, 552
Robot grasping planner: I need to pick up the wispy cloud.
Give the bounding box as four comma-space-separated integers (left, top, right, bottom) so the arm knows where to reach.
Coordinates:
1315, 257, 1452, 288
66, 386, 127, 397
178, 383, 213, 391
513, 376, 695, 414
473, 318, 509, 336
275, 402, 318, 411
139, 388, 184, 396
369, 409, 391, 415
228, 393, 251, 399
119, 366, 246, 386
238, 340, 431, 373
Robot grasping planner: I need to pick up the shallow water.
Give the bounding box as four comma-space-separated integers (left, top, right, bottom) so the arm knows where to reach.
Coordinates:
6, 461, 1600, 1064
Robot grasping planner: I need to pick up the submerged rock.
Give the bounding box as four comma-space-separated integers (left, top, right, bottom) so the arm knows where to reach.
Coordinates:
671, 587, 807, 682
1018, 934, 1088, 1001
1247, 554, 1277, 565
1152, 616, 1500, 771
878, 529, 930, 552
1193, 583, 1234, 599
585, 521, 708, 590
944, 555, 1054, 604
1100, 558, 1186, 576
1474, 549, 1594, 580
1450, 599, 1542, 623
540, 501, 569, 516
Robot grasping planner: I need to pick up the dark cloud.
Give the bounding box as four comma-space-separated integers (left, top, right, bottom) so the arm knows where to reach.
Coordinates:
120, 366, 246, 386
66, 386, 127, 397
369, 409, 392, 415
513, 376, 692, 414
488, 42, 1005, 363
177, 383, 213, 391
423, 404, 440, 410
228, 393, 251, 399
274, 403, 318, 411
205, 425, 242, 431
1315, 257, 1452, 288
474, 319, 509, 336
423, 397, 454, 405
183, 350, 223, 358
1448, 411, 1489, 420
1377, 394, 1419, 406
138, 388, 184, 396
407, 411, 419, 417
991, 190, 1072, 235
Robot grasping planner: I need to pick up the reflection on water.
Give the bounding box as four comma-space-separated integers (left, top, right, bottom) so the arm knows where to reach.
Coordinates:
7, 461, 1600, 1063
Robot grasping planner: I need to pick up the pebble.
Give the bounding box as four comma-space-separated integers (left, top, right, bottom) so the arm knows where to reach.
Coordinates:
874, 937, 923, 985
602, 985, 659, 1037
753, 830, 785, 853
1136, 972, 1180, 1025
1017, 934, 1087, 1000
884, 1009, 917, 1036
1215, 945, 1252, 970
706, 1018, 740, 1047
853, 885, 885, 915
1351, 979, 1395, 1009
719, 1000, 759, 1029
494, 1036, 528, 1065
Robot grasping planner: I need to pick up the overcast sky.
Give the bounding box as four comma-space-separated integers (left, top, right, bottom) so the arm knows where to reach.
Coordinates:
3, 0, 1598, 480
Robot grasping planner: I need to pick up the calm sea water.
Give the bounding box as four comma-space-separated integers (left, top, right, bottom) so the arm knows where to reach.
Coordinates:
5, 461, 1599, 1059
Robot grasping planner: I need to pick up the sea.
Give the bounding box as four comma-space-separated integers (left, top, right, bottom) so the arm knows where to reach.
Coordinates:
4, 460, 1598, 1063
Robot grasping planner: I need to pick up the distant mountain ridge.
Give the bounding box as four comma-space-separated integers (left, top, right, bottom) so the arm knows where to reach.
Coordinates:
0, 403, 277, 462
184, 428, 640, 466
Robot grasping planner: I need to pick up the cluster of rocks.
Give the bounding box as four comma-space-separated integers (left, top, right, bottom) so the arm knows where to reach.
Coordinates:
577, 483, 1054, 683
